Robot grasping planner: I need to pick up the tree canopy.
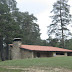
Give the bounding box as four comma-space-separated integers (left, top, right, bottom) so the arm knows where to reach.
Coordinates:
0, 0, 41, 60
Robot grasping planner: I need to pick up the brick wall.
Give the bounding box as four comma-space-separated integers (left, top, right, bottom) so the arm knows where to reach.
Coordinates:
20, 49, 33, 59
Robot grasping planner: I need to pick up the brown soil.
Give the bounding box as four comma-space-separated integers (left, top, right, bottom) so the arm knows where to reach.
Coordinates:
1, 66, 72, 72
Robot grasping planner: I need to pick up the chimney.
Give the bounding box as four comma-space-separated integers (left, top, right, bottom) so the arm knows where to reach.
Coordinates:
11, 38, 22, 60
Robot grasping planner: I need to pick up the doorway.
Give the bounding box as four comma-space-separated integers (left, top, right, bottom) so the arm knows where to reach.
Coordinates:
37, 52, 40, 57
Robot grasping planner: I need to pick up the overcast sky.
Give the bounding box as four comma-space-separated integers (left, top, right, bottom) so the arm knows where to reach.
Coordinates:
16, 0, 72, 40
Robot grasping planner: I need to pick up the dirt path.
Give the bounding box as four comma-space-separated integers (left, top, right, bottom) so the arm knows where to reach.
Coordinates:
1, 66, 72, 72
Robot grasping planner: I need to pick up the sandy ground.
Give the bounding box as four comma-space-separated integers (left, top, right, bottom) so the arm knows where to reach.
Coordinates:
1, 66, 72, 72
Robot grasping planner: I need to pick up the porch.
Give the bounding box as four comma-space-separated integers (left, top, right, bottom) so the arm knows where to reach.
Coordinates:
32, 51, 72, 58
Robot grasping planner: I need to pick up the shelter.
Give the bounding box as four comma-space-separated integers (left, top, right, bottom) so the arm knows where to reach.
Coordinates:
9, 38, 72, 60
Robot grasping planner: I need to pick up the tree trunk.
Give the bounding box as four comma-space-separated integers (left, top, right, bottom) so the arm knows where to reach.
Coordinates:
60, 0, 64, 48
0, 35, 5, 61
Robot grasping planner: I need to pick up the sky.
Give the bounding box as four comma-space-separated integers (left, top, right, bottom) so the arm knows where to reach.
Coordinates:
16, 0, 72, 40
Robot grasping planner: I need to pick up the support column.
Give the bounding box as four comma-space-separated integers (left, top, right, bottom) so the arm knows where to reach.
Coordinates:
53, 52, 56, 57
32, 51, 34, 58
64, 52, 67, 56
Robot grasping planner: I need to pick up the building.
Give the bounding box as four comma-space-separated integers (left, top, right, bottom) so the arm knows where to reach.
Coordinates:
9, 38, 72, 60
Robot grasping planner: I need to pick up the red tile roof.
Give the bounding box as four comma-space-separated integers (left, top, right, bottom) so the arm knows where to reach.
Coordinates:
20, 45, 72, 52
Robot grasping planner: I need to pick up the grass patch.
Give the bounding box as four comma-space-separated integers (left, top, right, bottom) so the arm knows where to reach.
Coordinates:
0, 56, 72, 69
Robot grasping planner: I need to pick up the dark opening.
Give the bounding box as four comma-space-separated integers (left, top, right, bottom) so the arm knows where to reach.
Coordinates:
56, 52, 64, 55
67, 53, 72, 56
37, 52, 40, 57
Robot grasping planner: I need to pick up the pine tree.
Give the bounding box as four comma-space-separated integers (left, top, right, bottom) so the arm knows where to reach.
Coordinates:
48, 0, 72, 48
